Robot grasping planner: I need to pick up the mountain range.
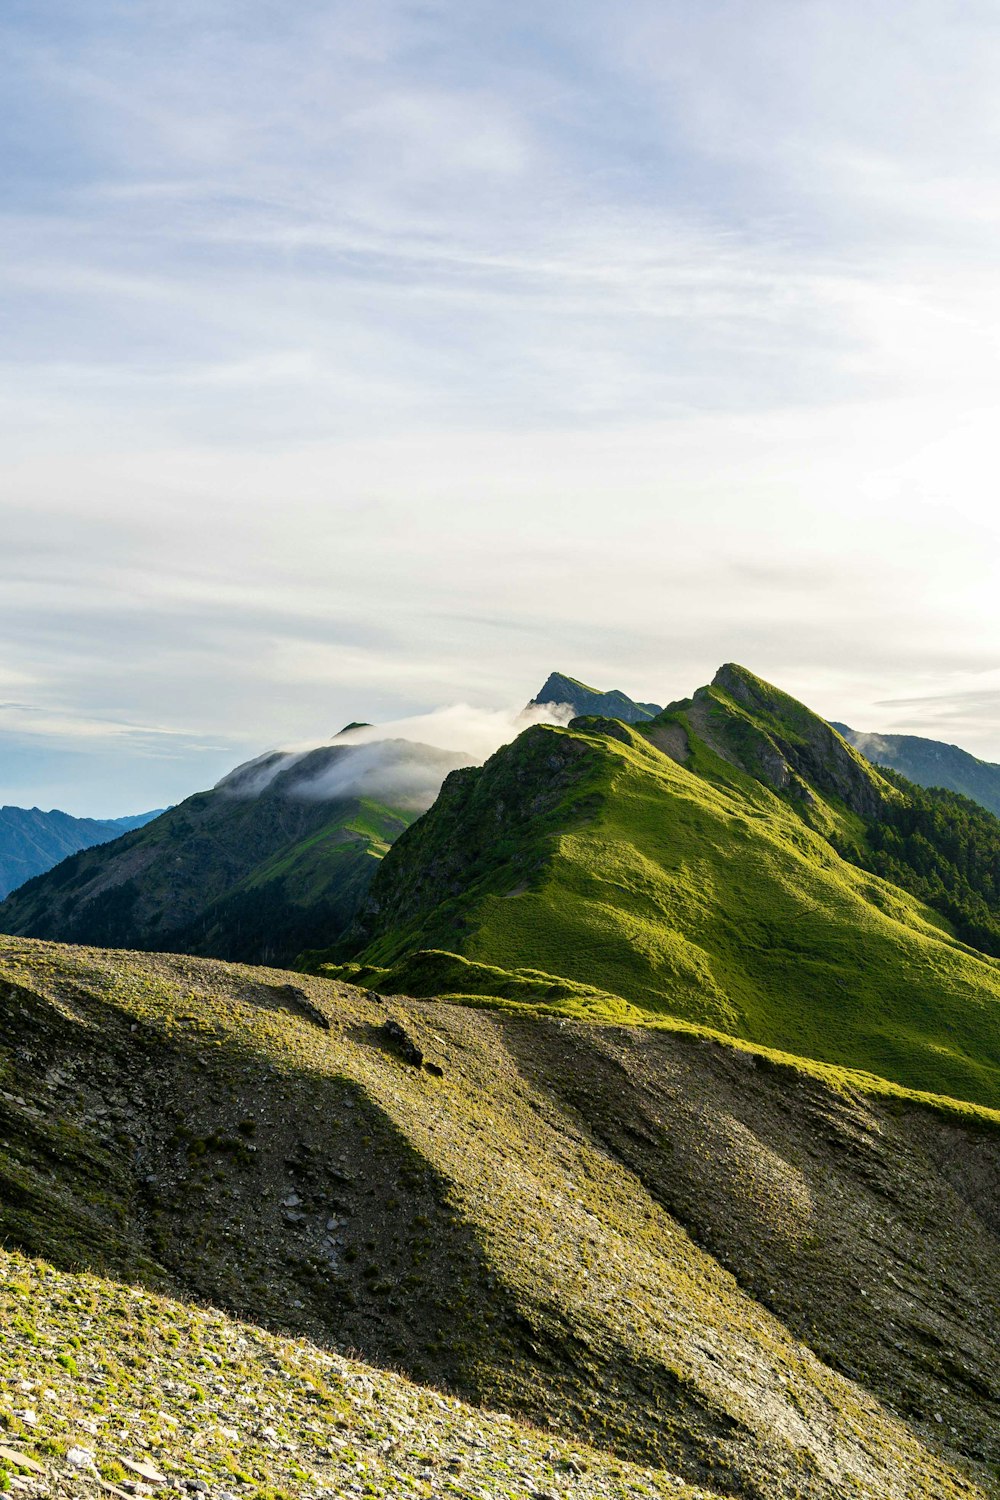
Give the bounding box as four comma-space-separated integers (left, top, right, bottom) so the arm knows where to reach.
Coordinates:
6, 669, 1000, 979
319, 663, 1000, 1111
531, 668, 664, 721
2, 662, 1000, 1499
0, 804, 162, 900
534, 674, 1000, 814
834, 721, 1000, 816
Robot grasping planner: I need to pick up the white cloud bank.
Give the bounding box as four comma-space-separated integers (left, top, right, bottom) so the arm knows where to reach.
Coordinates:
217, 700, 576, 811
333, 700, 575, 759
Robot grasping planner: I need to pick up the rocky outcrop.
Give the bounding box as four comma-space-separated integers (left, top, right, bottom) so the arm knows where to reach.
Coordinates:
698, 663, 890, 819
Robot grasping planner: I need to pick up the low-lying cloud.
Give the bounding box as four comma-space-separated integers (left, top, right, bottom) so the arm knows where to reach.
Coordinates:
217, 699, 575, 811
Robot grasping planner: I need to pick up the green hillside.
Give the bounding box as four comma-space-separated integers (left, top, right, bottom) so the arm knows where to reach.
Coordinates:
1, 936, 996, 1498
0, 740, 466, 965
318, 668, 1000, 1112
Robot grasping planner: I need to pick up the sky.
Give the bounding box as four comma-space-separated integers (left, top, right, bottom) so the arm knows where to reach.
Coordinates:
4, 0, 1000, 814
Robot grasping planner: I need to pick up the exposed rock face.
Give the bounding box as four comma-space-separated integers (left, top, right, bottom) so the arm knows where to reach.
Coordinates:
697, 663, 890, 820
380, 1017, 425, 1067
272, 982, 330, 1030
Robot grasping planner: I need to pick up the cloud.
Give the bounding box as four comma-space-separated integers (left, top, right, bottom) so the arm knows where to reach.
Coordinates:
865, 683, 1000, 753
332, 700, 575, 758
216, 699, 576, 811
6, 0, 1000, 814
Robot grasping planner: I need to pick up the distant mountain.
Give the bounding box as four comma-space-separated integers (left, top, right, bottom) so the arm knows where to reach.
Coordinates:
833, 722, 1000, 817
0, 739, 468, 965
530, 670, 662, 723
319, 662, 1000, 1111
0, 805, 163, 900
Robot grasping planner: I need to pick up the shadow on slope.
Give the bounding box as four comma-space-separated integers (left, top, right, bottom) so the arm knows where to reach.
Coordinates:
0, 969, 528, 1403
0, 939, 995, 1499
0, 952, 754, 1491
499, 1018, 1000, 1471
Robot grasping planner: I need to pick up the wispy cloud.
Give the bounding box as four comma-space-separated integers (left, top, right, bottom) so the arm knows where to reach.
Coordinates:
5, 1, 1000, 811
217, 698, 574, 810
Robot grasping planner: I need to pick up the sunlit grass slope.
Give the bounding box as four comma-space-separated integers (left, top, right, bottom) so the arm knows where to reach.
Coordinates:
328, 720, 1000, 1110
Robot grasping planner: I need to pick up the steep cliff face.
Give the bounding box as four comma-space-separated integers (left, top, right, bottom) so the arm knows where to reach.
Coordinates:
681, 663, 891, 821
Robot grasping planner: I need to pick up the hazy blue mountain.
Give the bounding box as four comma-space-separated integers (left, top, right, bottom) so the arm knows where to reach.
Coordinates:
530, 670, 663, 723
833, 723, 1000, 818
0, 805, 164, 899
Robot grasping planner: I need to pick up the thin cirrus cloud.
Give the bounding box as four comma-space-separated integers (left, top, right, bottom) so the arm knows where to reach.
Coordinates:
3, 0, 1000, 814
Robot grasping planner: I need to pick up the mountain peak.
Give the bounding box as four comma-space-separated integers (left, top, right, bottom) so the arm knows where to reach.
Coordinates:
669, 663, 891, 821
710, 661, 770, 702
531, 670, 663, 724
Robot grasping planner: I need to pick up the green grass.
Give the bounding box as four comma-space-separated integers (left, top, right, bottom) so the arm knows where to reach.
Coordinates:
336, 720, 1000, 1111
244, 799, 412, 894
0, 770, 420, 966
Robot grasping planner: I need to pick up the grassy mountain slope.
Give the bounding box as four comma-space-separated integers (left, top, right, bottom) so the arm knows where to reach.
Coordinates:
653, 667, 1000, 957
0, 742, 465, 965
0, 805, 162, 900
657, 663, 891, 826
835, 722, 1000, 818
531, 670, 663, 722
323, 673, 1000, 1112
1, 936, 997, 1498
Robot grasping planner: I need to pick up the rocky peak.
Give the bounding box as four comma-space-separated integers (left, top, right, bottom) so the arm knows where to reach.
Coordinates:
531, 671, 663, 724
697, 663, 890, 820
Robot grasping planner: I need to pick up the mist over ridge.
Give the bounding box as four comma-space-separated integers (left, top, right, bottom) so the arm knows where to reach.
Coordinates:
215, 699, 576, 811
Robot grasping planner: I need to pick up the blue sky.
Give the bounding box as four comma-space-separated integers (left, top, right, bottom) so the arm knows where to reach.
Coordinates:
4, 1, 1000, 813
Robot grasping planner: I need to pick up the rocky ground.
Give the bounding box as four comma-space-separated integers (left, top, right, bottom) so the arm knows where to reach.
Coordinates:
0, 1249, 716, 1500
1, 937, 997, 1499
